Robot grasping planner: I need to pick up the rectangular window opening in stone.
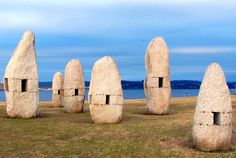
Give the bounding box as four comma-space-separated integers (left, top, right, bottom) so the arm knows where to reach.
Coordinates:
75, 89, 78, 96
106, 95, 110, 105
4, 78, 9, 92
89, 95, 92, 104
158, 77, 163, 88
21, 79, 27, 92
213, 112, 220, 125
58, 90, 61, 95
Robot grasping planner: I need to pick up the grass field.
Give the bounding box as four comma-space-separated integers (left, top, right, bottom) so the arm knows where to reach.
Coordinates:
0, 97, 235, 158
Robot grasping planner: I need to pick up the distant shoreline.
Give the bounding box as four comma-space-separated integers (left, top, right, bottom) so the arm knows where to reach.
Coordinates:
0, 80, 236, 90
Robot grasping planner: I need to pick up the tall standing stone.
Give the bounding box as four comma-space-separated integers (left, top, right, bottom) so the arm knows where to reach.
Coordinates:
4, 31, 39, 118
88, 56, 123, 123
63, 60, 85, 112
144, 37, 171, 114
52, 72, 63, 107
192, 63, 232, 151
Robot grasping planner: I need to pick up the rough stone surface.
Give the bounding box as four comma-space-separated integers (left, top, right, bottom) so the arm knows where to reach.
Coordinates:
88, 56, 123, 123
4, 31, 39, 118
192, 63, 232, 151
63, 60, 85, 113
52, 72, 63, 107
144, 36, 171, 114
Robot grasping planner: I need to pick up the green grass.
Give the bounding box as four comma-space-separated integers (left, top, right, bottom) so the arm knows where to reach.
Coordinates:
0, 97, 235, 157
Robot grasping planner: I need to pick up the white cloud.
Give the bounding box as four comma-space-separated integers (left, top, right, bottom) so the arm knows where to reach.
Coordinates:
171, 46, 236, 54
1, 0, 234, 7
0, 0, 236, 81
0, 0, 235, 35
0, 11, 44, 28
37, 47, 116, 57
0, 46, 117, 58
171, 65, 206, 73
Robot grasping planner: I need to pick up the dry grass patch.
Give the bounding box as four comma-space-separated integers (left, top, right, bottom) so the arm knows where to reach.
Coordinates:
0, 96, 235, 157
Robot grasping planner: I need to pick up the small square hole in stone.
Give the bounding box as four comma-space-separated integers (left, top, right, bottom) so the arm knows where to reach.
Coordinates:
74, 89, 78, 96
21, 79, 27, 92
105, 95, 110, 105
213, 112, 220, 125
158, 77, 163, 88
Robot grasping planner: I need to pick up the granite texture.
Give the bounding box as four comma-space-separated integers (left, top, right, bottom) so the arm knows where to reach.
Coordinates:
52, 72, 64, 107
192, 63, 232, 151
4, 31, 39, 118
63, 60, 85, 113
88, 56, 123, 123
144, 37, 171, 114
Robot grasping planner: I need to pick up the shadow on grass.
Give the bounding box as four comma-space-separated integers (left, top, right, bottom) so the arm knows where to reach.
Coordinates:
0, 113, 52, 119
181, 138, 236, 153
69, 119, 94, 124
181, 138, 195, 149
132, 109, 177, 116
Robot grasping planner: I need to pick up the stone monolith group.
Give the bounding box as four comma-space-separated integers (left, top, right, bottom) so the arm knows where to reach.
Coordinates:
88, 56, 123, 123
144, 37, 171, 114
4, 31, 39, 118
192, 63, 232, 151
63, 60, 85, 113
52, 72, 64, 107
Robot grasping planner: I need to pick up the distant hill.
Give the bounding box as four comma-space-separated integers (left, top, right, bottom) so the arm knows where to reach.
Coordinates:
0, 80, 236, 90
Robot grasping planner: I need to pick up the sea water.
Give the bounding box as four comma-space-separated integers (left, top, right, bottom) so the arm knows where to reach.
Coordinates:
0, 89, 235, 101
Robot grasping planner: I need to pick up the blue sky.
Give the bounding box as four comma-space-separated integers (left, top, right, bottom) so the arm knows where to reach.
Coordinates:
0, 0, 236, 81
